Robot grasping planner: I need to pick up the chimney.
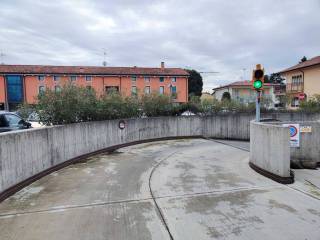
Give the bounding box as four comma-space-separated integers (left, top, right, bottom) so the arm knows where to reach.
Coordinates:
161, 62, 165, 69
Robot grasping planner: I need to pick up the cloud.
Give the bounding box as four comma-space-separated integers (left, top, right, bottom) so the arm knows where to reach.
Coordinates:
0, 0, 319, 91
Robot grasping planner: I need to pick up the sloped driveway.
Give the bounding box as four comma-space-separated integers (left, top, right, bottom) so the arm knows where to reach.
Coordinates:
0, 139, 319, 240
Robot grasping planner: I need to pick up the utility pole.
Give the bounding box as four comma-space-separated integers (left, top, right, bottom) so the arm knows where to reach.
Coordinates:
251, 64, 265, 122
256, 90, 261, 122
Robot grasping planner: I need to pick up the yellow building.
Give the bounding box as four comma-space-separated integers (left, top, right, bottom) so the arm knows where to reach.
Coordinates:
280, 56, 320, 108
200, 92, 214, 102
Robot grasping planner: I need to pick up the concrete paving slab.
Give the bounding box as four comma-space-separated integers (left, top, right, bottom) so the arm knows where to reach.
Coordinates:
150, 141, 278, 197
0, 138, 319, 240
0, 139, 202, 215
291, 169, 320, 199
0, 200, 170, 240
157, 186, 320, 240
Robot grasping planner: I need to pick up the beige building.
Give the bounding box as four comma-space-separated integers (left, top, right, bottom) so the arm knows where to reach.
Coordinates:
200, 92, 214, 102
280, 55, 320, 108
212, 80, 281, 109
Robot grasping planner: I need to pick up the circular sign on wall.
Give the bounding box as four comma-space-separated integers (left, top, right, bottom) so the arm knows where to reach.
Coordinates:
118, 120, 126, 130
289, 125, 298, 137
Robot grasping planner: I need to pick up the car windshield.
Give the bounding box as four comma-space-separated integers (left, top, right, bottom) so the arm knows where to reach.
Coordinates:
5, 114, 22, 127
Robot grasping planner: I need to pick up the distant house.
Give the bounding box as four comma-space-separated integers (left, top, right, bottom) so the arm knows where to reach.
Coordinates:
200, 92, 214, 102
279, 55, 320, 108
212, 80, 280, 109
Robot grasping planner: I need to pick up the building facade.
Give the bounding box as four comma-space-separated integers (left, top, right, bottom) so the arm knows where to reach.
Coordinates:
0, 62, 189, 110
279, 55, 320, 108
212, 80, 280, 109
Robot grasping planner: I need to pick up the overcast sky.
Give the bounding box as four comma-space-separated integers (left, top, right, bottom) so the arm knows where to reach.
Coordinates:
0, 0, 320, 91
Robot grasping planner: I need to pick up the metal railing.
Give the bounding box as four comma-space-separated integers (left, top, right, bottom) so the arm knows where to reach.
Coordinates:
286, 83, 304, 93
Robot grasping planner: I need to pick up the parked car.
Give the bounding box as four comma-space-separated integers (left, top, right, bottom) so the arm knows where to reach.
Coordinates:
27, 111, 45, 128
181, 110, 196, 116
0, 111, 32, 133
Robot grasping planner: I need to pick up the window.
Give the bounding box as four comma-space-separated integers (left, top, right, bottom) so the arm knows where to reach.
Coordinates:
55, 86, 61, 92
85, 76, 92, 81
105, 86, 119, 94
38, 75, 45, 81
171, 86, 177, 99
159, 77, 164, 82
39, 86, 45, 94
131, 76, 137, 82
292, 75, 302, 85
53, 75, 60, 81
171, 77, 176, 82
291, 97, 299, 107
131, 86, 137, 96
5, 114, 22, 127
144, 76, 150, 82
145, 86, 150, 94
70, 75, 77, 81
159, 86, 164, 94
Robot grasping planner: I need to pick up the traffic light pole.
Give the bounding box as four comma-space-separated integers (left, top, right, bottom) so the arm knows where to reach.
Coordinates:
256, 90, 261, 122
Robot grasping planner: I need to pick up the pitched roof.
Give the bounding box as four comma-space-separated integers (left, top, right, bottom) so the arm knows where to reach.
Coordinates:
279, 56, 320, 73
212, 80, 274, 91
0, 64, 189, 76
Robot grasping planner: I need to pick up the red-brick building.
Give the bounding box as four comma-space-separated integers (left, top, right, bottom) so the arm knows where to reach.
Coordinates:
0, 62, 189, 110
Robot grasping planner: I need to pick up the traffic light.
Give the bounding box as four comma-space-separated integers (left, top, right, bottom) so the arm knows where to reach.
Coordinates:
252, 64, 264, 90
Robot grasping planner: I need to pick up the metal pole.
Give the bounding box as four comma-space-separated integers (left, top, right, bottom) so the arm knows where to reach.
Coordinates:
256, 90, 260, 122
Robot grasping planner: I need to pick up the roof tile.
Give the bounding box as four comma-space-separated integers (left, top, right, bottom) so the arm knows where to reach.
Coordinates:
279, 56, 320, 73
0, 64, 189, 76
212, 80, 274, 91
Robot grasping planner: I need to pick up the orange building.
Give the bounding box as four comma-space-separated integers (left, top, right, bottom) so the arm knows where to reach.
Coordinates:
0, 62, 189, 110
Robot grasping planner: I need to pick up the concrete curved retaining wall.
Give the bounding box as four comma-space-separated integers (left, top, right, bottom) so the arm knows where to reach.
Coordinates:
0, 116, 203, 199
0, 113, 319, 200
250, 120, 320, 183
249, 121, 292, 183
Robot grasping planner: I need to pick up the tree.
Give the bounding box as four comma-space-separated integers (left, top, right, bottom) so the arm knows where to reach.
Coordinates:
263, 75, 270, 83
299, 56, 307, 63
186, 69, 203, 98
268, 73, 285, 84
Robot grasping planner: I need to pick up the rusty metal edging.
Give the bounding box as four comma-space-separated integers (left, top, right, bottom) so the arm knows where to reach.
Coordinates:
249, 162, 294, 184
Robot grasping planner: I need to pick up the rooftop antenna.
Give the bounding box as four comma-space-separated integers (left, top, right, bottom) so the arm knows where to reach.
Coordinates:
0, 50, 5, 65
102, 48, 107, 66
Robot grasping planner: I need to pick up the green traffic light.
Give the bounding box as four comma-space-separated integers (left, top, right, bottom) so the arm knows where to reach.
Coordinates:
253, 80, 262, 89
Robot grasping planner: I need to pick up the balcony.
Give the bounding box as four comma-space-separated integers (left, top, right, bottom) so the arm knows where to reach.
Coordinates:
274, 85, 286, 95
286, 83, 304, 93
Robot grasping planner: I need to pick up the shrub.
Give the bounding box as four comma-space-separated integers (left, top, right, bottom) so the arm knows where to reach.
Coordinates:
18, 85, 314, 126
36, 84, 98, 125
16, 103, 36, 119
299, 94, 320, 112
140, 93, 176, 117
96, 92, 140, 120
